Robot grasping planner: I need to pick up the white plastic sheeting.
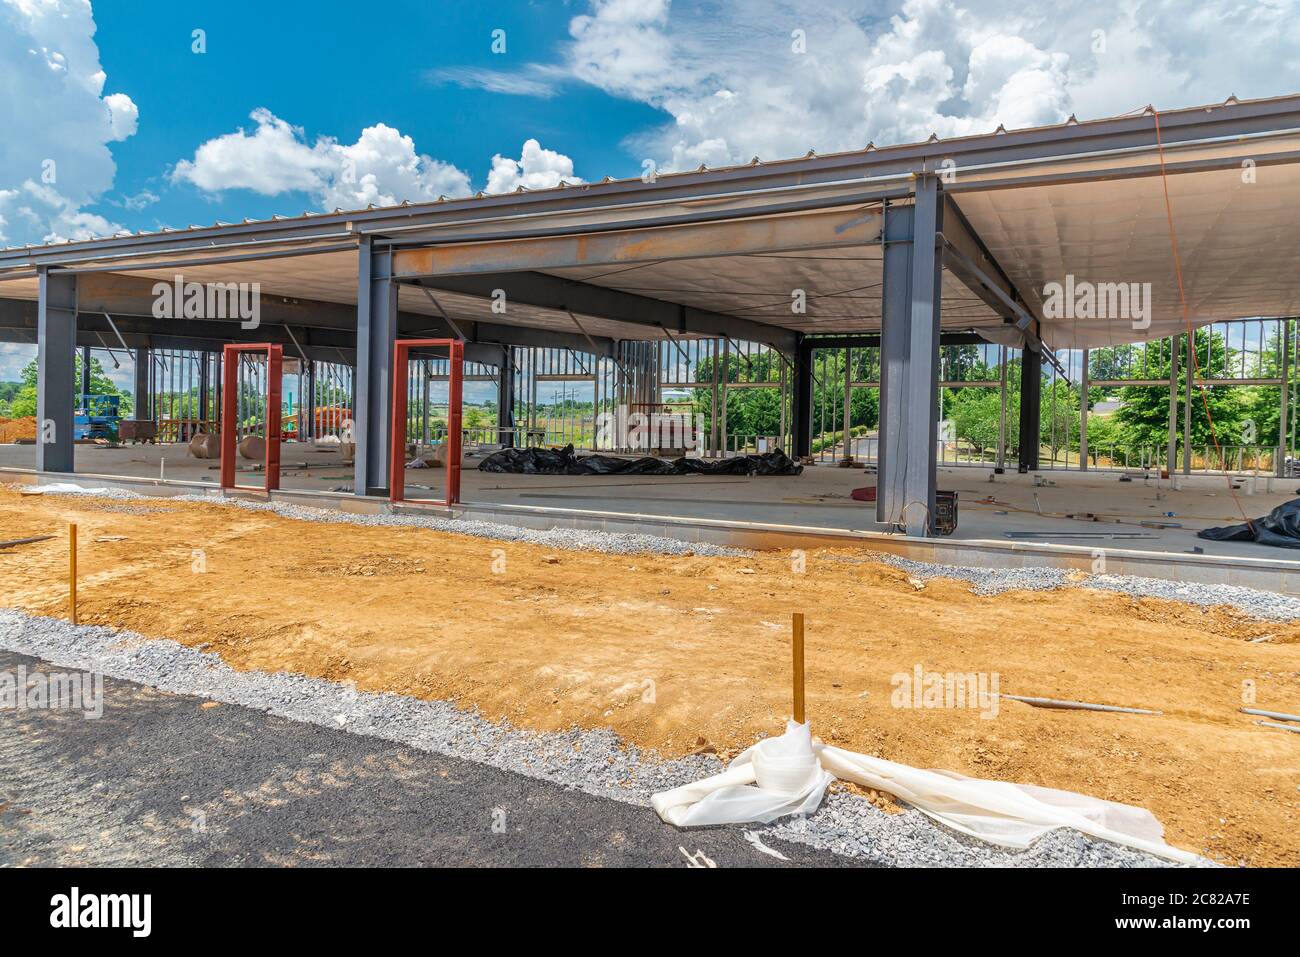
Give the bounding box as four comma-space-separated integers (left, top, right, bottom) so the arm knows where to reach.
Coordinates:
652, 720, 1202, 865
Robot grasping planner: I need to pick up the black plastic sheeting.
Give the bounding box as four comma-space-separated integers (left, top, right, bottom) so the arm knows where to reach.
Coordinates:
1198, 499, 1300, 548
478, 444, 803, 477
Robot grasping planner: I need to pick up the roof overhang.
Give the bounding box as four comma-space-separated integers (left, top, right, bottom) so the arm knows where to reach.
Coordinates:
2, 94, 1300, 352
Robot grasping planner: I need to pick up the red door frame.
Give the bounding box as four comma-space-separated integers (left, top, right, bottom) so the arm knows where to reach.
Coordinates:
220, 343, 283, 492
390, 338, 463, 505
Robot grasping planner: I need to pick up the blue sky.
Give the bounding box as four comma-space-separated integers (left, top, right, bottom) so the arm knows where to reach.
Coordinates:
90, 0, 662, 233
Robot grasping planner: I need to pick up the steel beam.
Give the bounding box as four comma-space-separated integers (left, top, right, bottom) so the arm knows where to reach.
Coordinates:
941, 196, 1025, 322
802, 331, 988, 350
355, 237, 397, 496
75, 271, 360, 331
415, 272, 795, 352
36, 268, 77, 472
392, 207, 883, 281
0, 297, 505, 365
401, 309, 616, 358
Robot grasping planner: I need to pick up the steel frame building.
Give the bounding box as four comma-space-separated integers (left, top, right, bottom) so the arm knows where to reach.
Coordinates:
4, 93, 1300, 536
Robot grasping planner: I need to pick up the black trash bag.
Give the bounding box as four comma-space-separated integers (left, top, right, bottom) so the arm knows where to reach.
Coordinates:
478, 444, 581, 474
674, 450, 803, 476
478, 445, 803, 477
1198, 498, 1300, 548
577, 454, 677, 475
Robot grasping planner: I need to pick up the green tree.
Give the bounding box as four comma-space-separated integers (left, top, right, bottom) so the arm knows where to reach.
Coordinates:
10, 355, 133, 418
1114, 330, 1246, 450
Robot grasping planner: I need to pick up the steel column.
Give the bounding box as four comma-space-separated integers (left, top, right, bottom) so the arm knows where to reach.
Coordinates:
1167, 337, 1179, 477
792, 335, 813, 458
877, 182, 943, 536
1018, 346, 1042, 471
36, 268, 77, 472
1183, 333, 1193, 475
877, 204, 911, 524
79, 345, 91, 398
996, 345, 1008, 470
354, 236, 398, 496
1079, 348, 1089, 470
304, 359, 315, 442
198, 351, 210, 429
1278, 319, 1290, 477
133, 347, 150, 420
497, 346, 516, 447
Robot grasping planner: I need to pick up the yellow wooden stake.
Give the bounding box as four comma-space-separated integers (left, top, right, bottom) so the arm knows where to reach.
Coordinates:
792, 611, 805, 724
68, 522, 77, 625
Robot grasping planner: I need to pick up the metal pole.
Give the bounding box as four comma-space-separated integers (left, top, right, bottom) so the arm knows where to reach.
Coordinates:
792, 612, 805, 725
842, 347, 852, 461
80, 345, 91, 398
996, 345, 1007, 470
68, 522, 77, 625
779, 356, 788, 452
421, 360, 431, 448
720, 337, 730, 453
1183, 332, 1193, 475
1079, 348, 1089, 471
1167, 335, 1179, 478
1278, 318, 1290, 478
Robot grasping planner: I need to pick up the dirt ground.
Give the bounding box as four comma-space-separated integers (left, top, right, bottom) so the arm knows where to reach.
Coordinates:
0, 418, 36, 444
1, 487, 1298, 865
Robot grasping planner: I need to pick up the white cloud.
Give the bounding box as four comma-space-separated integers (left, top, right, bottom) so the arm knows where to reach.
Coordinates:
10, 179, 121, 243
0, 342, 36, 383
322, 123, 472, 210
171, 108, 474, 210
0, 0, 136, 245
554, 0, 1300, 171
173, 111, 583, 206
115, 188, 160, 211
171, 109, 332, 195
568, 0, 675, 100
104, 91, 138, 141
427, 64, 565, 99
485, 139, 585, 194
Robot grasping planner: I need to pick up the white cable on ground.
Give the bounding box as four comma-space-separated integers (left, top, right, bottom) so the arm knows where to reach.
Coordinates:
652, 720, 1203, 865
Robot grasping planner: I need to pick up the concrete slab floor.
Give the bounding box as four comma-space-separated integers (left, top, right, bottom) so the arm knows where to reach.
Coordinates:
3, 440, 1299, 563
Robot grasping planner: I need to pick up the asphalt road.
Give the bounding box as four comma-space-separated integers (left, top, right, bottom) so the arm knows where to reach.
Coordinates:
0, 651, 856, 868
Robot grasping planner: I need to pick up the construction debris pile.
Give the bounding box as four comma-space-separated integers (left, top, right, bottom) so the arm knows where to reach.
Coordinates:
478, 443, 803, 477
0, 417, 36, 444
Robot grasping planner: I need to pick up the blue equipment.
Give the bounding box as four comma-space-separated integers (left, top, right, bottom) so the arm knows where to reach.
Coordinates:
73, 394, 121, 441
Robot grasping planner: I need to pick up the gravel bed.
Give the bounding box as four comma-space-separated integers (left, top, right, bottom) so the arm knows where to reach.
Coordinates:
881, 554, 1300, 622
3, 482, 145, 501
0, 609, 1195, 867
168, 492, 744, 557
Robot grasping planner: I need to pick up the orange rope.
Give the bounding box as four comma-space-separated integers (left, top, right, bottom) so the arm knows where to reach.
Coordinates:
1151, 107, 1255, 528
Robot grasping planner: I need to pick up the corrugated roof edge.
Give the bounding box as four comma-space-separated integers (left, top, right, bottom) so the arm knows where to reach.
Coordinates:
0, 91, 1295, 264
